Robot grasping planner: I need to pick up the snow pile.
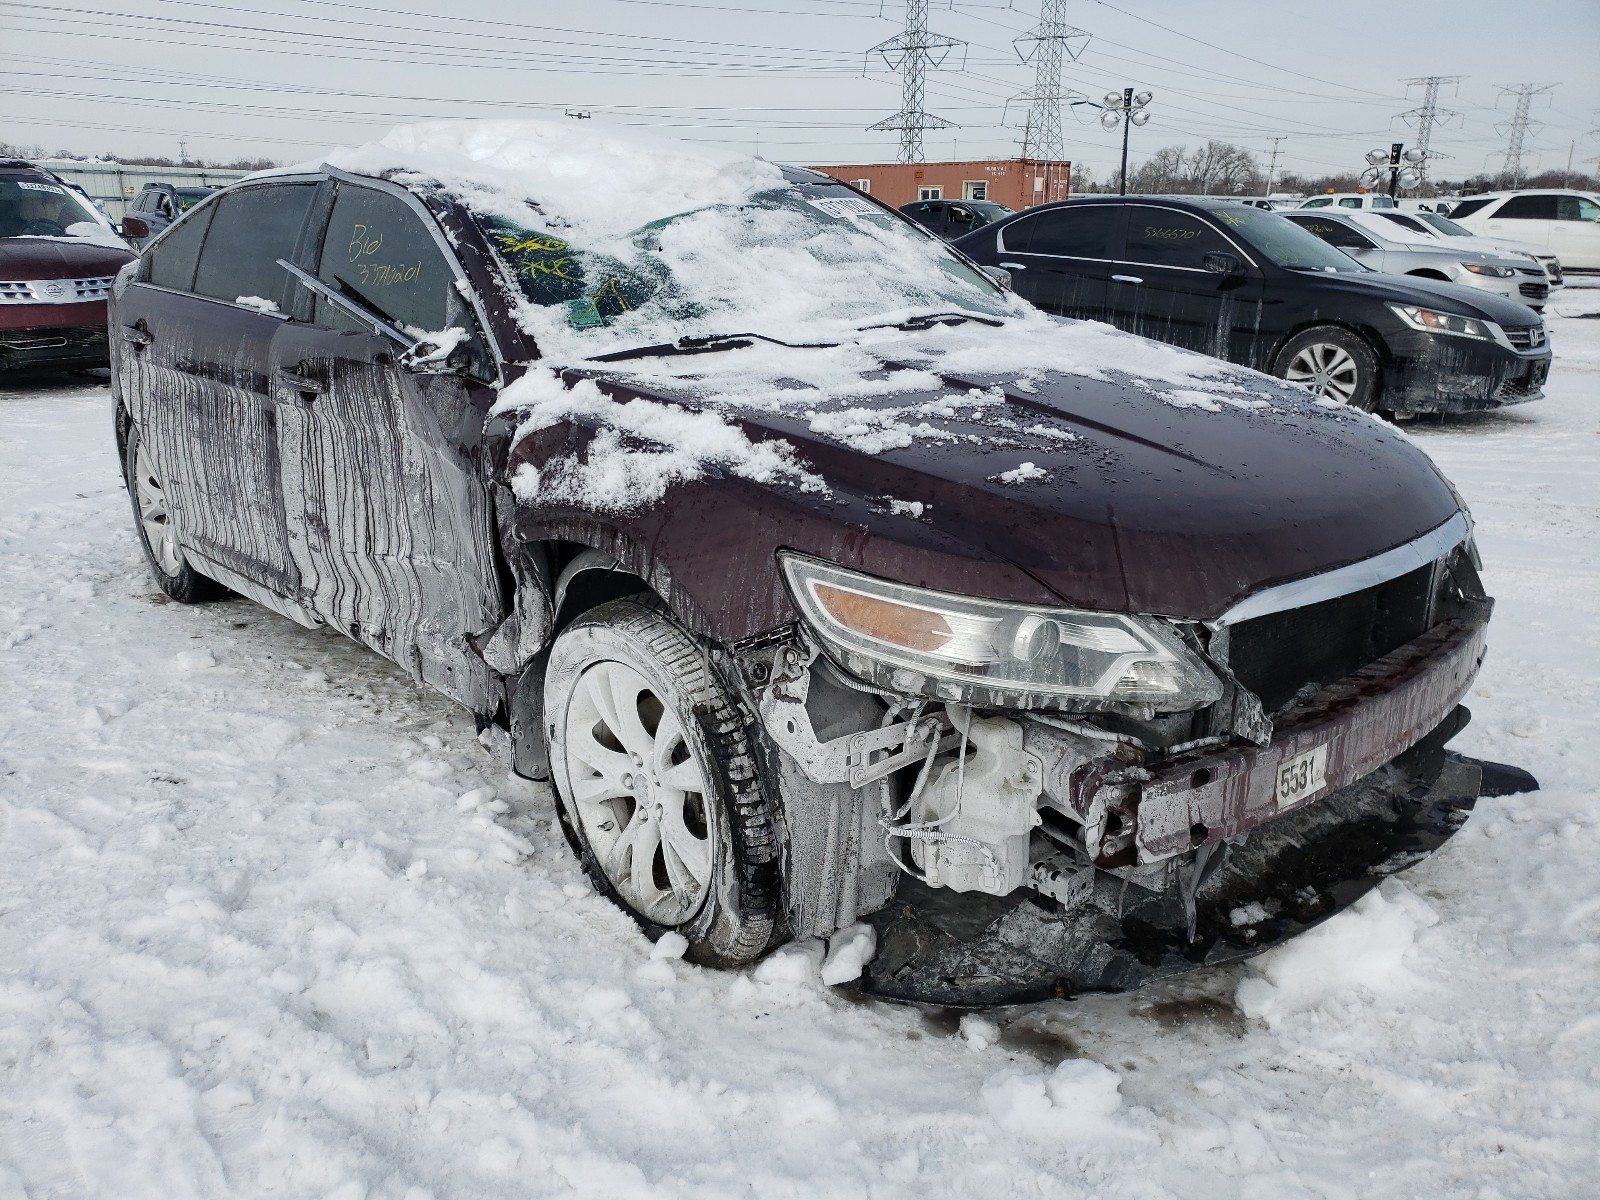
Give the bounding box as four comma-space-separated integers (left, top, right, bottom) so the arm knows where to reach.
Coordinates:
818, 922, 876, 985
1233, 879, 1440, 1027
1549, 288, 1600, 319
495, 370, 825, 511
981, 1060, 1146, 1145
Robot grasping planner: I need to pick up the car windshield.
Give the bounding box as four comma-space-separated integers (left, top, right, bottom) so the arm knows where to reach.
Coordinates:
0, 177, 103, 240
176, 188, 211, 210
966, 200, 1013, 219
1208, 206, 1363, 272
468, 180, 1013, 358
1415, 213, 1473, 238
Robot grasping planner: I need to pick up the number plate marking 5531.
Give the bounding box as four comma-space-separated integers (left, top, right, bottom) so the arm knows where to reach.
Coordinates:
1275, 743, 1329, 809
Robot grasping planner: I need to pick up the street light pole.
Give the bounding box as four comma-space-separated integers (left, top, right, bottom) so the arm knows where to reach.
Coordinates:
1119, 86, 1133, 195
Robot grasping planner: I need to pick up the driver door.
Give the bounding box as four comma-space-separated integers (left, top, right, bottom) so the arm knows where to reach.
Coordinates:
272, 179, 506, 711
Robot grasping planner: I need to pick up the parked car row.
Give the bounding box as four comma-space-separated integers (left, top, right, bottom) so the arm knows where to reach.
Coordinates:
1279, 208, 1551, 310
107, 122, 1531, 1004
952, 196, 1551, 414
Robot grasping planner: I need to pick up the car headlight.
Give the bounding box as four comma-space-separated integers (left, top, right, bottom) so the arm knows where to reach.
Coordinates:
1461, 262, 1515, 278
1388, 303, 1497, 341
779, 552, 1223, 710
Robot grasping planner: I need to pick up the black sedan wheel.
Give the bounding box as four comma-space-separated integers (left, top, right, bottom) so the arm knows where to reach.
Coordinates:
1274, 326, 1380, 412
124, 423, 224, 604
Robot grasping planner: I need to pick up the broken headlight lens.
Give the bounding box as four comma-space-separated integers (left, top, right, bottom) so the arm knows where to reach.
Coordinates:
779, 552, 1223, 710
1387, 303, 1496, 341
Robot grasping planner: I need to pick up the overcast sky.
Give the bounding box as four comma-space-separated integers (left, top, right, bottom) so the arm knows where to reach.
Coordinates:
3, 0, 1597, 183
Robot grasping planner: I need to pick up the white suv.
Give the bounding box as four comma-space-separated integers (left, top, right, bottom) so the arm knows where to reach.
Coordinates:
1297, 192, 1397, 210
1448, 190, 1600, 270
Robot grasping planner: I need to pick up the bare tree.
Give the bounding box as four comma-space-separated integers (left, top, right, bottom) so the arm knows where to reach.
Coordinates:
1185, 140, 1261, 196
1128, 144, 1188, 193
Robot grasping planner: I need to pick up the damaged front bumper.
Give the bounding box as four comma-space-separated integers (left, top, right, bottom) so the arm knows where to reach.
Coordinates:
858, 745, 1487, 1007
756, 603, 1518, 1007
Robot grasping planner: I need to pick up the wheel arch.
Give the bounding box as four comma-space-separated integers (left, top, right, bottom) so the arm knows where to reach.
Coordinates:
1266, 318, 1389, 374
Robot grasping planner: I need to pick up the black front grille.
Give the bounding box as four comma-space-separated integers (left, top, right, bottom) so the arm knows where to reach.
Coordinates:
1505, 325, 1546, 350
1520, 282, 1550, 300
1227, 564, 1436, 714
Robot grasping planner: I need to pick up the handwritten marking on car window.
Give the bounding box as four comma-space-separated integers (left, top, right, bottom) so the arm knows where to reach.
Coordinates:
345, 223, 421, 287
1139, 225, 1201, 241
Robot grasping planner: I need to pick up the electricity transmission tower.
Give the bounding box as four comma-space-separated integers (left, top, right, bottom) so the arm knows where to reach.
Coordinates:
1491, 82, 1557, 185
1008, 0, 1091, 161
866, 0, 965, 164
1398, 75, 1463, 183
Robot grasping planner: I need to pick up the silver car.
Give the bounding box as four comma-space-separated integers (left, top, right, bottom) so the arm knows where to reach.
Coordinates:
1371, 209, 1562, 293
1282, 208, 1548, 311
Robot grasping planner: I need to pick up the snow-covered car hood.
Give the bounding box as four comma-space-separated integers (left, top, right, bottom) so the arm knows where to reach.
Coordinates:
497, 319, 1465, 623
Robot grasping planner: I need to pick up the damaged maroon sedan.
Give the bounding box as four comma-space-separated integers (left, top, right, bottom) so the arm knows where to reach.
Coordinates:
110, 122, 1531, 1006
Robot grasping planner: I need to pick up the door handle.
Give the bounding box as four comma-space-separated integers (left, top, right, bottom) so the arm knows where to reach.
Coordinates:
1111, 274, 1144, 284
120, 325, 154, 347
276, 368, 325, 398
998, 261, 1027, 270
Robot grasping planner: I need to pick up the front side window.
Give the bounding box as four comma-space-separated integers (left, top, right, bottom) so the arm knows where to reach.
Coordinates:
1496, 195, 1558, 220
145, 203, 216, 291
1556, 196, 1600, 222
1010, 205, 1121, 259
1338, 197, 1362, 208
0, 177, 104, 240
192, 183, 317, 308
1301, 198, 1331, 208
1447, 197, 1493, 220
315, 185, 465, 337
1123, 209, 1230, 268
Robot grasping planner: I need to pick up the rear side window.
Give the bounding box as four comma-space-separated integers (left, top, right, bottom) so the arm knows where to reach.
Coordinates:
1012, 206, 1122, 258
1286, 215, 1374, 250
1557, 196, 1600, 221
1495, 195, 1558, 220
1123, 210, 1229, 268
1301, 198, 1331, 208
1378, 213, 1429, 234
146, 204, 216, 292
315, 185, 459, 334
193, 184, 317, 308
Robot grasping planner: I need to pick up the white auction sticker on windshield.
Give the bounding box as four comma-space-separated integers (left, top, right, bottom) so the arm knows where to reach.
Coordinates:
17, 182, 66, 194
807, 196, 881, 220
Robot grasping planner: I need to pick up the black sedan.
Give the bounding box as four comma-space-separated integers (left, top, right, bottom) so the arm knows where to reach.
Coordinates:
898, 197, 1013, 241
953, 197, 1551, 414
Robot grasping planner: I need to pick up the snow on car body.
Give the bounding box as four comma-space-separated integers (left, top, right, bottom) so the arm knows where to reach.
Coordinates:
108, 120, 1523, 1006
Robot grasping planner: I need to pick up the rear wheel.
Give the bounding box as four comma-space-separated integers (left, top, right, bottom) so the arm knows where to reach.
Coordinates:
1273, 326, 1380, 412
124, 423, 224, 603
545, 599, 778, 965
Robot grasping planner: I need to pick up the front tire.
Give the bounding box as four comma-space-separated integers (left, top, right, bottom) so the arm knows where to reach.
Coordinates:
124, 423, 223, 603
1273, 326, 1380, 412
545, 599, 778, 965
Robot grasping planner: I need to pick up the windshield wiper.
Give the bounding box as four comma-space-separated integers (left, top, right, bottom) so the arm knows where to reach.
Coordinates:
857, 311, 1005, 333
591, 330, 836, 363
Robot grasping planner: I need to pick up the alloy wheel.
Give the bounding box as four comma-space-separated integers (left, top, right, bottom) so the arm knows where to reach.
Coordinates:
134, 439, 183, 576
1284, 342, 1360, 404
562, 659, 717, 926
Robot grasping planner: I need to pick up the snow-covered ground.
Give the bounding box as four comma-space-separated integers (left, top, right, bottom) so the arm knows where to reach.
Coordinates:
2, 301, 1597, 1199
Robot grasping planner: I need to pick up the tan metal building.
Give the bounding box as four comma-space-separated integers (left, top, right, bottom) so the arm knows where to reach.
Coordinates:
808, 159, 1071, 211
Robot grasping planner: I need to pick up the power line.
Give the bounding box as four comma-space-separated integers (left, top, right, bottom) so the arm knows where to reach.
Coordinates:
865, 0, 965, 163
